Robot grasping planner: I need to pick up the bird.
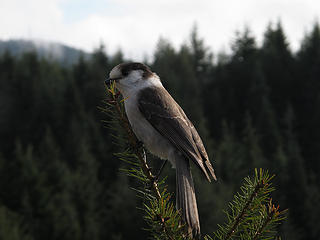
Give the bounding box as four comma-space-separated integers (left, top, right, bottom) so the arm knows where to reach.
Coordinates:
106, 62, 217, 238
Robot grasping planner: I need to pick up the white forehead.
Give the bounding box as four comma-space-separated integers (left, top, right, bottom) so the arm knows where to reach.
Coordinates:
109, 65, 122, 78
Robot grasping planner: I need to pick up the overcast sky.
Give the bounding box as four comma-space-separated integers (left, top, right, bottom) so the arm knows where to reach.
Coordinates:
0, 0, 319, 59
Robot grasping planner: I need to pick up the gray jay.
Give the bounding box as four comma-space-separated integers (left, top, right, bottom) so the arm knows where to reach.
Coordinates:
106, 62, 217, 238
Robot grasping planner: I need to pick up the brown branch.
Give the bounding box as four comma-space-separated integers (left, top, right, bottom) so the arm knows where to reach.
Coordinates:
252, 200, 287, 240
253, 200, 276, 240
224, 180, 264, 240
107, 86, 161, 200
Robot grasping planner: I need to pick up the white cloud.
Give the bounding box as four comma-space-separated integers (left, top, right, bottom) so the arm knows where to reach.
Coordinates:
0, 0, 64, 39
0, 0, 319, 60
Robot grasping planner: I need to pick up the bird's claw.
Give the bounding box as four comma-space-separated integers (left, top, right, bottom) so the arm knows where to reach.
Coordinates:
136, 140, 144, 149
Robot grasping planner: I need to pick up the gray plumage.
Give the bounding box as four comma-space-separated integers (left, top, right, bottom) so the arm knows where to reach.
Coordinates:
138, 86, 217, 182
107, 62, 217, 239
175, 154, 200, 237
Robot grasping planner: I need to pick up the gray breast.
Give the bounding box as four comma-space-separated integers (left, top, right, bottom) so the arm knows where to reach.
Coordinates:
124, 97, 174, 161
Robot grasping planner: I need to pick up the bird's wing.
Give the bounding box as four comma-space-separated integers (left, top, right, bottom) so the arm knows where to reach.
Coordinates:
137, 86, 216, 181
188, 120, 217, 181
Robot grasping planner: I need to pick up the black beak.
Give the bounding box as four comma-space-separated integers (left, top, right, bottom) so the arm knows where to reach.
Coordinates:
105, 77, 121, 86
105, 77, 111, 86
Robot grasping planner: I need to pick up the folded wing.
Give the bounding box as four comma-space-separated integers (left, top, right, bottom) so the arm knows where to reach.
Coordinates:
138, 86, 216, 182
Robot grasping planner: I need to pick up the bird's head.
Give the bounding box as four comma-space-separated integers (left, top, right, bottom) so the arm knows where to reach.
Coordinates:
106, 62, 160, 94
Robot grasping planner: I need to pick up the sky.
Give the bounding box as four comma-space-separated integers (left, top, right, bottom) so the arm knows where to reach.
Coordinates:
0, 0, 319, 60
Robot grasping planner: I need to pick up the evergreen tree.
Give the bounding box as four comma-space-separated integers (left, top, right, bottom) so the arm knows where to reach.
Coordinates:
242, 112, 266, 169
296, 23, 320, 179
260, 22, 294, 115
215, 121, 246, 183
0, 205, 31, 240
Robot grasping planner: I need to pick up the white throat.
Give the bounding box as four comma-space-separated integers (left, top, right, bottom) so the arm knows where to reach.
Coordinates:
116, 75, 163, 98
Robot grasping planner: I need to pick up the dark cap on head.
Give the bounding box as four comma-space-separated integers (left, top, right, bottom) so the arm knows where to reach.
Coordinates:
119, 62, 153, 78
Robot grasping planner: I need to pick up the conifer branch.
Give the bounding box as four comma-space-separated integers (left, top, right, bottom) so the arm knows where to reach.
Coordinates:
224, 176, 264, 240
103, 82, 161, 199
206, 169, 287, 240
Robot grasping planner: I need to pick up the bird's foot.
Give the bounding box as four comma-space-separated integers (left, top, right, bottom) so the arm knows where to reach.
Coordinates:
136, 140, 144, 150
152, 160, 168, 183
128, 140, 144, 153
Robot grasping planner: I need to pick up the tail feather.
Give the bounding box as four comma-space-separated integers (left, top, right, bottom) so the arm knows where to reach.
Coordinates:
176, 156, 200, 239
204, 160, 217, 181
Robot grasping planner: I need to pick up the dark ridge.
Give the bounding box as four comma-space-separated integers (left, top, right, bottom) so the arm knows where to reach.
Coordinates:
0, 39, 89, 66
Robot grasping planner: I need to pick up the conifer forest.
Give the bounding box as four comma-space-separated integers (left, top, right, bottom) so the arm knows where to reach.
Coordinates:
0, 23, 320, 239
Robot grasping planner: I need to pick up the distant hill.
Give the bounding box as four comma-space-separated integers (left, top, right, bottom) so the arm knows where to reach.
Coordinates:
0, 39, 89, 65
